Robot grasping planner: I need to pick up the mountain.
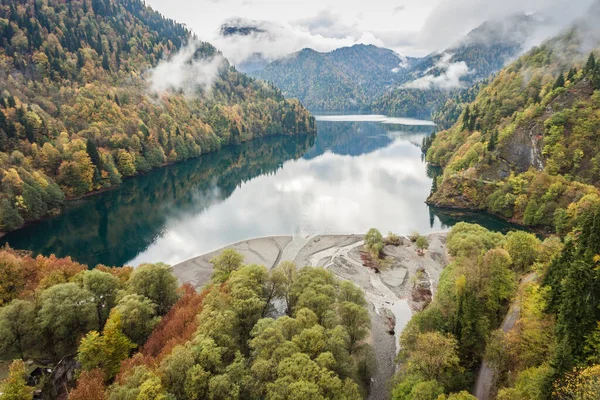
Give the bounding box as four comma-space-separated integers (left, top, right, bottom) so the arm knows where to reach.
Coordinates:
250, 44, 415, 110
426, 1, 600, 233
251, 14, 544, 115
0, 0, 315, 234
370, 13, 544, 119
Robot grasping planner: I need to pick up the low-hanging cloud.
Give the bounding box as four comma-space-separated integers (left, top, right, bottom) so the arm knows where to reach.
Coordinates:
210, 17, 383, 66
145, 0, 597, 66
147, 41, 227, 97
294, 10, 361, 40
403, 53, 470, 90
418, 0, 594, 51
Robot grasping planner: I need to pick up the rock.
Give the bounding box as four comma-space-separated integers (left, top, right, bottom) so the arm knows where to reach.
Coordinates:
380, 307, 396, 335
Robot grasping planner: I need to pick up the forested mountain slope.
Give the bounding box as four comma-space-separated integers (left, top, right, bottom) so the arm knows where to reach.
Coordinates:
251, 44, 415, 110
426, 3, 600, 233
0, 0, 315, 234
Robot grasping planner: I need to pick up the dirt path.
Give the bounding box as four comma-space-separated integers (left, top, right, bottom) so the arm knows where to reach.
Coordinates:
473, 273, 536, 400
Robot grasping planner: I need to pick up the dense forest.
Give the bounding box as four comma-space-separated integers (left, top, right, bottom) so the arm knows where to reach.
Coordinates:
0, 0, 315, 234
392, 220, 600, 399
251, 45, 415, 111
2, 219, 599, 399
0, 246, 374, 399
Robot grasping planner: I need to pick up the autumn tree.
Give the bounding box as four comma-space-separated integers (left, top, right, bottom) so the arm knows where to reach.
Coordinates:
77, 312, 135, 380
68, 369, 106, 400
0, 360, 33, 400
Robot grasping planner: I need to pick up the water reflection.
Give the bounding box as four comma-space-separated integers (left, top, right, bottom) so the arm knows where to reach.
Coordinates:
4, 117, 519, 267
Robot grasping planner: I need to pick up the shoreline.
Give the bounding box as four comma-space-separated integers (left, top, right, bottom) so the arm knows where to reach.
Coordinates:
0, 132, 316, 238
171, 232, 450, 400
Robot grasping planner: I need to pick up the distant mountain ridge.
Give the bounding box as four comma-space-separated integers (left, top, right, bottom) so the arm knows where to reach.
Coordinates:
250, 14, 546, 114
249, 44, 414, 110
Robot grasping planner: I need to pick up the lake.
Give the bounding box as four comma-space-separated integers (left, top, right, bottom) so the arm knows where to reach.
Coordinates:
3, 115, 518, 267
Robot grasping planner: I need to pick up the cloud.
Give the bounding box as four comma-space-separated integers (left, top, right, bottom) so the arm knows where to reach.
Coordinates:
418, 0, 594, 51
294, 10, 361, 39
145, 0, 597, 64
403, 53, 470, 90
147, 41, 227, 97
210, 17, 370, 65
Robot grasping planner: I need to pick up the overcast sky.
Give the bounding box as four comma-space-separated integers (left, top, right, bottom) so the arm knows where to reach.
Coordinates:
145, 0, 594, 63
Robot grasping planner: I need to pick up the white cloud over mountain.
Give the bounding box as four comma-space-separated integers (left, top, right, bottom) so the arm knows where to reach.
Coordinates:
145, 0, 594, 65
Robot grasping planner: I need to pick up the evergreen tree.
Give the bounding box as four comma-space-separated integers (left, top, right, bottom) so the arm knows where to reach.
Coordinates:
0, 199, 24, 232
488, 129, 497, 152
0, 109, 6, 132
586, 52, 596, 73
102, 54, 110, 71
462, 105, 471, 130
86, 139, 102, 168
553, 72, 565, 90
77, 50, 85, 69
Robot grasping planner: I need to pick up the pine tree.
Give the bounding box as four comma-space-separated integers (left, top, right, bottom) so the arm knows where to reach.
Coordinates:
77, 50, 85, 69
102, 54, 110, 71
86, 139, 102, 168
553, 72, 565, 90
0, 109, 6, 132
586, 52, 596, 73
462, 105, 471, 130
488, 129, 498, 152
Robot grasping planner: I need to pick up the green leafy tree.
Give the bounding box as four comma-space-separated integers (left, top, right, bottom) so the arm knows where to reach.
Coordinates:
504, 231, 540, 272
79, 269, 121, 330
37, 283, 97, 359
365, 228, 384, 260
159, 345, 196, 400
338, 301, 370, 353
416, 236, 429, 255
210, 249, 245, 283
0, 199, 24, 232
0, 300, 38, 359
128, 263, 179, 315
113, 294, 160, 346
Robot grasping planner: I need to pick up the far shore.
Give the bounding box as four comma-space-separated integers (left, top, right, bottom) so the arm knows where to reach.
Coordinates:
172, 232, 450, 400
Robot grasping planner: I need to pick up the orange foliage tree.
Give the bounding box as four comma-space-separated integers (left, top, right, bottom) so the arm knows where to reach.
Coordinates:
142, 284, 205, 361
68, 369, 106, 400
